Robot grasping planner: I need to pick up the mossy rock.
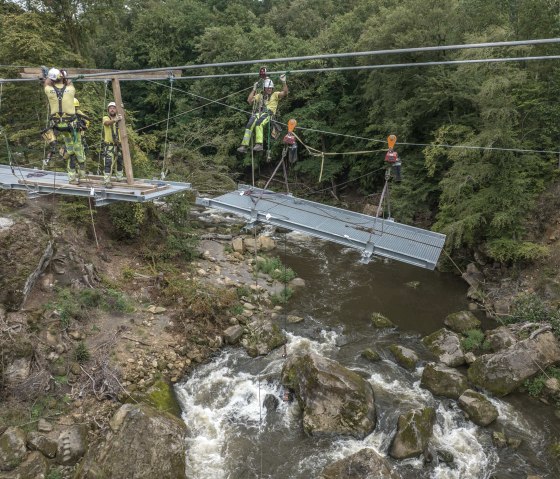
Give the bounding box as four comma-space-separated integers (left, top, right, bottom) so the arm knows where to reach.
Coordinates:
389, 344, 418, 370
361, 348, 381, 362
389, 407, 436, 460
444, 311, 481, 334
370, 313, 395, 329
133, 380, 182, 417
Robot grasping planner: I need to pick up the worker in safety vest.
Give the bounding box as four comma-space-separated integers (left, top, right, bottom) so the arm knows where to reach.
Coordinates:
237, 74, 288, 154
384, 147, 402, 182
102, 102, 124, 188
60, 97, 90, 178
43, 68, 86, 184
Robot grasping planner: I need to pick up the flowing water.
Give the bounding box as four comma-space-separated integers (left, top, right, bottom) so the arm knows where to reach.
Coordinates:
175, 234, 560, 479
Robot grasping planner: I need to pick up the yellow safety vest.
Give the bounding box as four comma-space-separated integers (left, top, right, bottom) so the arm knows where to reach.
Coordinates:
254, 92, 282, 115
44, 82, 76, 118
103, 116, 121, 144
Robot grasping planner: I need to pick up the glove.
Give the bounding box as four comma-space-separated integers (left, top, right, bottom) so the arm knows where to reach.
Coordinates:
253, 81, 259, 91
116, 114, 123, 122
279, 74, 287, 83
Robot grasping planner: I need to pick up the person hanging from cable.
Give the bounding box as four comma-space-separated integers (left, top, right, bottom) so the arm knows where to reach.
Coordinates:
42, 67, 87, 185
237, 70, 288, 154
102, 101, 124, 188
384, 134, 402, 182
60, 97, 90, 181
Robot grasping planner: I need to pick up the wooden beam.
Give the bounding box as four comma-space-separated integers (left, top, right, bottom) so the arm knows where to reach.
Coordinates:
20, 68, 181, 81
111, 78, 134, 185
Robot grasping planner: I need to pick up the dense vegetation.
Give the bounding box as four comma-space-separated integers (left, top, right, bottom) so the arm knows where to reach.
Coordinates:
1, 0, 560, 264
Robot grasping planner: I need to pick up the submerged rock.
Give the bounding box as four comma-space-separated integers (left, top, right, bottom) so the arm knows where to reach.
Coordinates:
361, 348, 381, 362
320, 448, 401, 479
281, 352, 376, 438
468, 331, 560, 396
389, 408, 436, 460
370, 313, 395, 329
75, 404, 187, 479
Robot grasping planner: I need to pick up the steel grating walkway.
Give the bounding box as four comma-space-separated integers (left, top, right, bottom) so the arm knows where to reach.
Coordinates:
0, 165, 191, 206
197, 184, 446, 269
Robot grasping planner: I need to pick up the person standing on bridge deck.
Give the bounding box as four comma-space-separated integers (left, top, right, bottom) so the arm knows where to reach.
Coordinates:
237, 74, 288, 154
43, 68, 86, 185
102, 102, 124, 188
60, 97, 89, 182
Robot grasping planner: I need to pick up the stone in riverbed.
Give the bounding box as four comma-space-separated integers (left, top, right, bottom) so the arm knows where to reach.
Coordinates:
389, 407, 436, 460
370, 312, 395, 328
422, 328, 465, 367
458, 389, 498, 426
320, 448, 401, 479
389, 345, 418, 370
420, 362, 468, 399
444, 311, 481, 334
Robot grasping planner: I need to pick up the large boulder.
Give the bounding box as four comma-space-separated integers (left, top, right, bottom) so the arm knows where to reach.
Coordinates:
223, 324, 244, 345
420, 363, 469, 399
389, 408, 436, 460
444, 311, 481, 334
0, 218, 52, 311
0, 427, 27, 471
320, 448, 401, 479
74, 404, 187, 479
241, 319, 286, 357
468, 331, 560, 396
281, 352, 376, 438
485, 326, 517, 352
422, 328, 465, 367
458, 389, 498, 426
389, 345, 418, 370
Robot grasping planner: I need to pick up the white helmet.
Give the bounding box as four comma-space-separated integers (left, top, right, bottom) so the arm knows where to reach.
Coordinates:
47, 68, 61, 81
263, 78, 274, 89
107, 101, 117, 108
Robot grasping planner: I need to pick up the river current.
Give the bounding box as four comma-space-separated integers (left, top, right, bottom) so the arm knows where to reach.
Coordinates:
175, 233, 560, 478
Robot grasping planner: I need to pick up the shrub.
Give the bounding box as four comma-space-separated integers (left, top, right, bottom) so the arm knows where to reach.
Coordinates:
461, 329, 488, 351
523, 366, 560, 397
256, 256, 296, 282
485, 239, 549, 264
506, 293, 551, 324
75, 342, 90, 363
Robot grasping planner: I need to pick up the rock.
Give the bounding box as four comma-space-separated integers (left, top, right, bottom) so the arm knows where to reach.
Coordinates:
231, 237, 244, 253
544, 377, 560, 400
507, 437, 522, 449
146, 305, 166, 314
458, 389, 498, 426
241, 319, 286, 357
468, 302, 478, 311
462, 263, 484, 288
420, 363, 469, 399
389, 345, 418, 370
422, 328, 465, 367
361, 348, 381, 362
493, 299, 511, 315
257, 236, 276, 251
75, 404, 187, 479
0, 218, 52, 311
4, 358, 31, 387
56, 424, 88, 466
389, 408, 436, 460
468, 331, 560, 396
464, 352, 477, 364
289, 278, 306, 288
492, 431, 507, 448
370, 313, 395, 328
320, 448, 401, 479
437, 449, 454, 464
0, 451, 48, 479
263, 394, 279, 412
27, 432, 57, 458
223, 325, 244, 345
37, 420, 53, 433
39, 272, 55, 292
405, 281, 420, 288
281, 352, 376, 438
444, 311, 481, 334
287, 315, 304, 324
486, 326, 517, 352
0, 427, 27, 471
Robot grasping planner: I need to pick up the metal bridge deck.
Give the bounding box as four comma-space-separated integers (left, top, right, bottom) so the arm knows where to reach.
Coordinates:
0, 165, 191, 206
197, 185, 446, 269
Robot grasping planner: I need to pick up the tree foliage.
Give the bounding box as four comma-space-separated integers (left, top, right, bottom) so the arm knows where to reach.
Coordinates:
1, 0, 560, 264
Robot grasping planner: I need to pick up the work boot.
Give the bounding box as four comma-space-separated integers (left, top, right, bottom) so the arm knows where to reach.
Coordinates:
116, 171, 125, 182
237, 145, 247, 154
103, 174, 112, 189
253, 143, 263, 152
68, 172, 78, 185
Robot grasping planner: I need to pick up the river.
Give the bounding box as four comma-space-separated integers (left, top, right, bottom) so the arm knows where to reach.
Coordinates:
175, 233, 560, 479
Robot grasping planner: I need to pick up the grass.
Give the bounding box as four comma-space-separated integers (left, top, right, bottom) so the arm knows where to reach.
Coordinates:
523, 366, 560, 398
75, 341, 91, 363
255, 256, 296, 283
461, 329, 490, 352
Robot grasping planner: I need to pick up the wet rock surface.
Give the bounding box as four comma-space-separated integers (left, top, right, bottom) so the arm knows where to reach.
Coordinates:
320, 448, 402, 479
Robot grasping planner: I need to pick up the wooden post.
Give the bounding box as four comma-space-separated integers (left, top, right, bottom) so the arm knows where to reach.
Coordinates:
111, 78, 134, 185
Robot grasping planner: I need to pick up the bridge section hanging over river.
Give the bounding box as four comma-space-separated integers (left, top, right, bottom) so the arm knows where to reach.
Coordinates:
197, 185, 446, 270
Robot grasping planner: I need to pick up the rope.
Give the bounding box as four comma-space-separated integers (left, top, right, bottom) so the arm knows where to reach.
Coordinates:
98, 80, 109, 175
161, 74, 174, 180
88, 196, 100, 248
